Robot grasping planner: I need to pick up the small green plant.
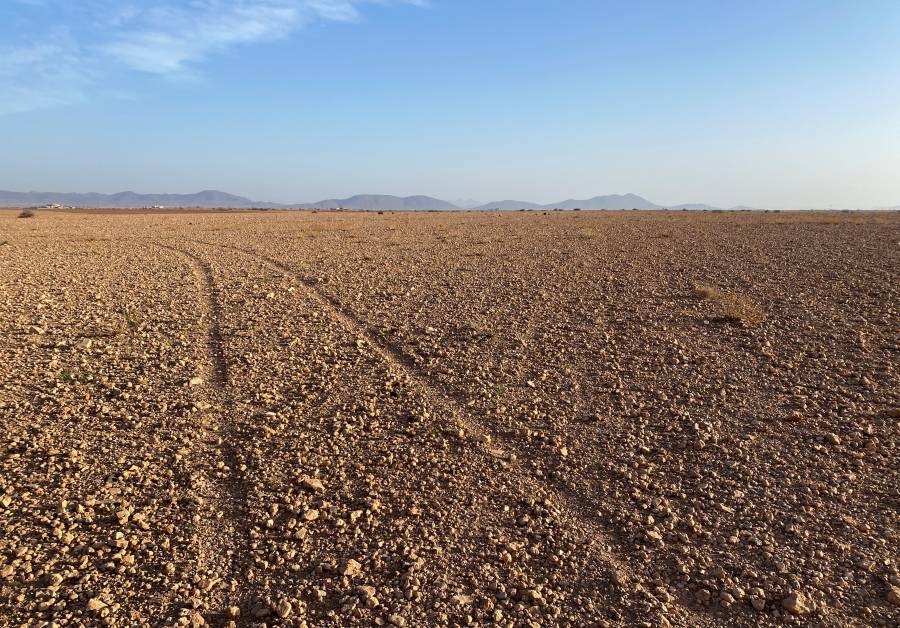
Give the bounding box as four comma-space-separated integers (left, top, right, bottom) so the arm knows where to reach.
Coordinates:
123, 310, 143, 330
60, 369, 90, 385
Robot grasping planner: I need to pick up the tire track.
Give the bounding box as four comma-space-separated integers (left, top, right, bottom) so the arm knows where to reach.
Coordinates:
185, 238, 713, 627
154, 243, 252, 623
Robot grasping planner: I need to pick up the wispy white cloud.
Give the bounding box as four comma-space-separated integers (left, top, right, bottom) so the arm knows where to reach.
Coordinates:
101, 1, 303, 74
0, 0, 423, 113
0, 35, 93, 114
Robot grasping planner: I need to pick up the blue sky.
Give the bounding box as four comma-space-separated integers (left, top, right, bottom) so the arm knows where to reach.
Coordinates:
2, 0, 899, 208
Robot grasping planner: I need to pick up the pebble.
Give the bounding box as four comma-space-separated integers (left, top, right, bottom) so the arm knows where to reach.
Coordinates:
86, 597, 107, 611
782, 591, 811, 615
301, 477, 325, 493
275, 599, 293, 618
340, 559, 362, 577
302, 508, 319, 521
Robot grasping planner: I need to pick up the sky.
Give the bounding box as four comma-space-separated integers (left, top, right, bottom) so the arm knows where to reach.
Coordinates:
1, 0, 899, 209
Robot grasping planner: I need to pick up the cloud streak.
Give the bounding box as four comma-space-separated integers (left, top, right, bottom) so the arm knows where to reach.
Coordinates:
0, 36, 93, 114
1, 0, 422, 113
101, 1, 304, 74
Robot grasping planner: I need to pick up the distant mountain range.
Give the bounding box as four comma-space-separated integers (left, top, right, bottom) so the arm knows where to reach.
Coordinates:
0, 189, 262, 208
0, 190, 457, 209
0, 188, 777, 210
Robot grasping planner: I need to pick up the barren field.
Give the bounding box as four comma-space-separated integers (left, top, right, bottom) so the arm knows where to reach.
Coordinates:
1, 209, 897, 627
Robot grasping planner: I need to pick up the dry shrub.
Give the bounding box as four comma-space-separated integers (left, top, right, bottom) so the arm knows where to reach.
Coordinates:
694, 284, 766, 326
719, 292, 767, 326
18, 209, 35, 218
694, 284, 722, 301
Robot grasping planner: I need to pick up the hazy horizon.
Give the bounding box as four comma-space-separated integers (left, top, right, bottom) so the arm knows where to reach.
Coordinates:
4, 187, 898, 211
2, 1, 899, 210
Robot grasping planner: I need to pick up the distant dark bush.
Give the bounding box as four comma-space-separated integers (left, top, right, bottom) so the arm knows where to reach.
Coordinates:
18, 209, 35, 218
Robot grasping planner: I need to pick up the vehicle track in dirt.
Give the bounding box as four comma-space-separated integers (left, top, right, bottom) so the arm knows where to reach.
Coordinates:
6, 210, 896, 626
154, 243, 253, 622
184, 237, 714, 627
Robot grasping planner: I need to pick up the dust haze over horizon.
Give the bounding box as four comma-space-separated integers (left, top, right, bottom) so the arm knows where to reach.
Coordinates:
2, 1, 900, 210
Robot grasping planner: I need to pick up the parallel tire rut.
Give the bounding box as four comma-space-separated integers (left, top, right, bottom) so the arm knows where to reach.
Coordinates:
155, 243, 253, 622
184, 238, 711, 626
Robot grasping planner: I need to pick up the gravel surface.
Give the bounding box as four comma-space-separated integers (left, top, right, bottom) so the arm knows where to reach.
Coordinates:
1, 209, 897, 627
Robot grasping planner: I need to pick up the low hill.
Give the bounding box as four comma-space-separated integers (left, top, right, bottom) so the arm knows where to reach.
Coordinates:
477, 193, 659, 210
297, 195, 459, 210
475, 200, 546, 211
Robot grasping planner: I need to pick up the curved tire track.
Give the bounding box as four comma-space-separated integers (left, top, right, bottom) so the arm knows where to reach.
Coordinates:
184, 238, 714, 627
154, 242, 253, 623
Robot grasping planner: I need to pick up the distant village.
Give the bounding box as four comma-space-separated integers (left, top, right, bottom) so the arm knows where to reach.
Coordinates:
31, 203, 167, 210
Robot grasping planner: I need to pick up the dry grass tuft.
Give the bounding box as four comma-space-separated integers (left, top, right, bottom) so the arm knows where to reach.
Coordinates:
18, 209, 35, 219
694, 284, 767, 326
576, 227, 599, 240
694, 284, 722, 301
720, 293, 767, 326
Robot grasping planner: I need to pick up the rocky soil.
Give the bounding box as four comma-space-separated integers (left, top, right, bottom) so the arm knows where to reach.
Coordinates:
1, 208, 897, 627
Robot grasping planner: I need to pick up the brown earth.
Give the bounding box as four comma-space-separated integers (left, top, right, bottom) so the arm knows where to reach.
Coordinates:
0, 208, 897, 627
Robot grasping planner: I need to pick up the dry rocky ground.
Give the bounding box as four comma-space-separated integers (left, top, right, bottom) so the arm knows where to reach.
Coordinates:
0, 208, 897, 627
